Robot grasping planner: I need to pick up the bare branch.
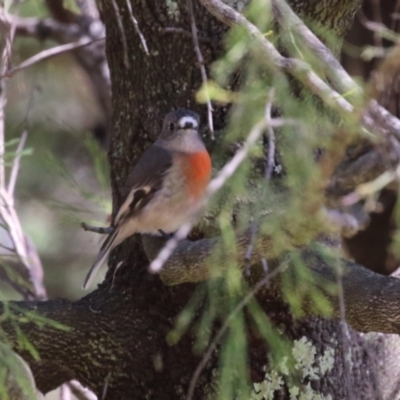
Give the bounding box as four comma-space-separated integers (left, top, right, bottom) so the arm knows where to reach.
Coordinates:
264, 89, 275, 179
187, 0, 214, 138
198, 0, 400, 142
272, 0, 363, 98
101, 372, 111, 400
0, 38, 105, 80
0, 9, 14, 192
245, 92, 275, 270
199, 0, 355, 115
196, 0, 400, 222
162, 27, 211, 43
125, 0, 149, 55
67, 380, 97, 400
60, 384, 71, 400
0, 187, 46, 299
8, 130, 27, 200
109, 0, 129, 68
81, 222, 114, 235
0, 13, 46, 298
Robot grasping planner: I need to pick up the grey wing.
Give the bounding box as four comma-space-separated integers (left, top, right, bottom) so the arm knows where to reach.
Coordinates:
114, 144, 173, 225
82, 144, 172, 290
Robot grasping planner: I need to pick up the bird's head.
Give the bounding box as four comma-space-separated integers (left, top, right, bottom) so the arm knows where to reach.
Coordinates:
160, 109, 200, 139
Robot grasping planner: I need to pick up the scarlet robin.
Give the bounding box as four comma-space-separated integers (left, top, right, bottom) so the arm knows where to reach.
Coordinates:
83, 109, 212, 289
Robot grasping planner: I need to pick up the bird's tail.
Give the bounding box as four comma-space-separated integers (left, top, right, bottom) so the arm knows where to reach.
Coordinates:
82, 229, 120, 290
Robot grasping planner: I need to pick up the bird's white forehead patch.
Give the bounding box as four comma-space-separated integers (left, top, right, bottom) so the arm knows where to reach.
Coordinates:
178, 116, 198, 129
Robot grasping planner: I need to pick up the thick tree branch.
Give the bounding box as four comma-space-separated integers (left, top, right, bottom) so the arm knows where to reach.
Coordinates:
0, 248, 400, 396
144, 234, 400, 335
280, 249, 400, 334
0, 274, 203, 397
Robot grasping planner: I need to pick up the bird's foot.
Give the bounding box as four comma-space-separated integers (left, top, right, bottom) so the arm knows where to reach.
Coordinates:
81, 222, 114, 235
158, 229, 174, 239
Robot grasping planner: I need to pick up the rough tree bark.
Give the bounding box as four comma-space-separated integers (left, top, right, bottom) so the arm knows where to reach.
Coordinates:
4, 0, 400, 399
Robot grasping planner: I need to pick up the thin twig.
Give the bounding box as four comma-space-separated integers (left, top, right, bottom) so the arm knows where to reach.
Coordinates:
162, 27, 211, 43
392, 0, 400, 32
60, 384, 71, 400
110, 0, 129, 68
261, 257, 268, 273
187, 0, 214, 139
246, 90, 275, 268
371, 0, 384, 51
0, 15, 48, 300
199, 0, 355, 116
125, 0, 149, 55
101, 372, 111, 400
0, 186, 46, 299
67, 380, 98, 400
207, 120, 266, 194
163, 26, 193, 38
0, 12, 46, 300
0, 242, 15, 253
81, 222, 114, 235
0, 9, 15, 192
0, 38, 105, 80
357, 9, 398, 48
186, 262, 286, 400
199, 0, 400, 142
8, 130, 27, 200
264, 89, 276, 179
149, 222, 193, 273
272, 0, 362, 99
5, 15, 74, 38
244, 221, 258, 274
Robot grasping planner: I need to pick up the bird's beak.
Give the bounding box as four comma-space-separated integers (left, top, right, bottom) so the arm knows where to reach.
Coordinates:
179, 122, 195, 130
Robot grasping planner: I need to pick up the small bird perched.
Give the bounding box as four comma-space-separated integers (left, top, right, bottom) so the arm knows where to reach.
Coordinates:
83, 109, 212, 289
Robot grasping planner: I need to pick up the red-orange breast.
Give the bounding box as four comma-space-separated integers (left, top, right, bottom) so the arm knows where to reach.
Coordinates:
184, 150, 212, 199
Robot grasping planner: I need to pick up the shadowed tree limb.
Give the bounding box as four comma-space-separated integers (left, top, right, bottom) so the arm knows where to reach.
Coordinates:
1, 247, 400, 397
142, 228, 400, 335
278, 249, 400, 334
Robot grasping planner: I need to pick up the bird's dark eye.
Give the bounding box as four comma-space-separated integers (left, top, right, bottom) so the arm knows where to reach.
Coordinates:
169, 122, 175, 131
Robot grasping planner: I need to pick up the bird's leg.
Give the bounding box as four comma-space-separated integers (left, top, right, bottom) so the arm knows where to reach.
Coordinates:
81, 222, 114, 235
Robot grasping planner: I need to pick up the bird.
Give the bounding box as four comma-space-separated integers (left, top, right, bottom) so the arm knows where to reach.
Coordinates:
83, 109, 212, 289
